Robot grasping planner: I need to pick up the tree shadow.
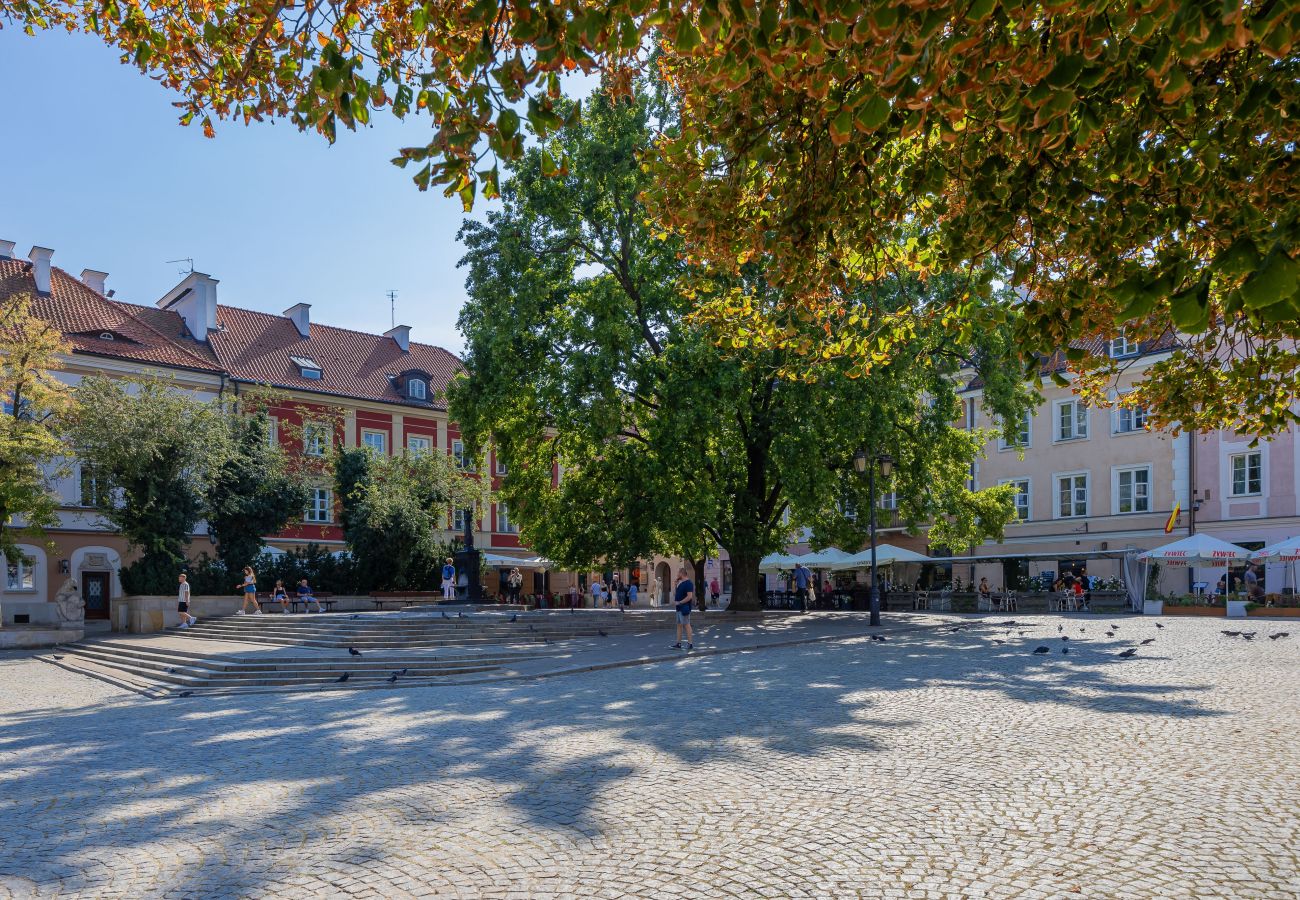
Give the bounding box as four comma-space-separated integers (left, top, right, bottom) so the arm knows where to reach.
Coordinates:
0, 621, 1221, 895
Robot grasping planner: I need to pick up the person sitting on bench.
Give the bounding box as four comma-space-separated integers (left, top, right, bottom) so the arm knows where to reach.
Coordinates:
297, 578, 324, 613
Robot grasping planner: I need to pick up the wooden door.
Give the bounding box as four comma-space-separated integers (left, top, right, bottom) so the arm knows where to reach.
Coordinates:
82, 572, 110, 620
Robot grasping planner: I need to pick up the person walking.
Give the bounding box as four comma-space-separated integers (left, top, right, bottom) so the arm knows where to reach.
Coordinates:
793, 562, 810, 613
650, 576, 662, 607
175, 573, 197, 628
441, 557, 457, 599
272, 579, 292, 614
609, 573, 622, 608
507, 567, 523, 605
628, 581, 638, 607
710, 577, 721, 606
297, 577, 324, 613
671, 567, 695, 650
236, 566, 261, 615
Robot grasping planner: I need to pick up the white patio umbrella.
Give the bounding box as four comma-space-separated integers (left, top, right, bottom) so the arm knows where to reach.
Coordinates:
796, 547, 854, 568
1137, 533, 1250, 567
1250, 537, 1300, 563
482, 553, 552, 569
759, 552, 801, 573
258, 545, 287, 558
830, 543, 931, 570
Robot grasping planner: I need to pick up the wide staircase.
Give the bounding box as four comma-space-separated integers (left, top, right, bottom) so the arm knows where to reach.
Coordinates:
44, 610, 676, 697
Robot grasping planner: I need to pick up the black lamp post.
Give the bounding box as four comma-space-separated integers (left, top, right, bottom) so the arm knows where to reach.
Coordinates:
854, 449, 894, 627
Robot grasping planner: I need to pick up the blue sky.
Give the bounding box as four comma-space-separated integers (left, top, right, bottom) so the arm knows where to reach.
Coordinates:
0, 28, 505, 354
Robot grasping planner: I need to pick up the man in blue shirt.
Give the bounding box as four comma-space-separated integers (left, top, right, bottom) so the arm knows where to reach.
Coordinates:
441, 557, 456, 599
793, 563, 810, 613
671, 567, 695, 650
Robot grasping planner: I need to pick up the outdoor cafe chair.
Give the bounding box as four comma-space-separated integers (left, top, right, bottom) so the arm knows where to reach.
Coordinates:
914, 590, 930, 610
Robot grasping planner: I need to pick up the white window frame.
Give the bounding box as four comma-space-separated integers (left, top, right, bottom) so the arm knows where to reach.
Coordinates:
1113, 465, 1152, 515
303, 422, 328, 457
496, 502, 518, 534
997, 410, 1032, 451
407, 435, 432, 457
1229, 451, 1263, 497
408, 378, 427, 401
361, 430, 388, 454
265, 416, 279, 448
1055, 471, 1089, 519
5, 555, 35, 592
304, 487, 333, 523
495, 454, 508, 476
1113, 403, 1148, 435
452, 439, 473, 472
78, 465, 103, 508
999, 478, 1031, 522
1054, 399, 1089, 442
879, 492, 898, 510
1110, 332, 1139, 358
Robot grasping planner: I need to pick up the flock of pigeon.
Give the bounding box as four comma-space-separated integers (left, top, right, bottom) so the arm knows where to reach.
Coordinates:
929, 618, 1293, 660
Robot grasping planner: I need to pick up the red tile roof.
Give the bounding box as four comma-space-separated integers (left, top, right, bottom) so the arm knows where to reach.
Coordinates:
0, 259, 223, 373
962, 332, 1179, 391
207, 305, 461, 409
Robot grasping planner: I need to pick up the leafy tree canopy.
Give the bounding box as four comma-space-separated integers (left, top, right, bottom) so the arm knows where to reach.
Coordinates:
6, 0, 1296, 432
450, 87, 1030, 609
0, 292, 71, 562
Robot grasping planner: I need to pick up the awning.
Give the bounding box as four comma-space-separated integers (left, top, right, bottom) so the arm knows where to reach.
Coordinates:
1251, 537, 1300, 563
796, 547, 854, 567
831, 544, 932, 569
759, 553, 801, 573
482, 552, 553, 570
1137, 533, 1251, 567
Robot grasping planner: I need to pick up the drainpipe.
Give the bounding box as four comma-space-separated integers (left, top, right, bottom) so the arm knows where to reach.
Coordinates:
1188, 428, 1197, 593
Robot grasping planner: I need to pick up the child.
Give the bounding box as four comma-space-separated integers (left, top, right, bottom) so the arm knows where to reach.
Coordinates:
176, 573, 197, 628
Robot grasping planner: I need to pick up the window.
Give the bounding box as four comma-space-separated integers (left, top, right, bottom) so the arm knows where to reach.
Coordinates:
362, 430, 387, 454
1114, 404, 1147, 434
1055, 400, 1088, 441
452, 439, 473, 471
1056, 473, 1089, 518
840, 498, 858, 522
303, 423, 328, 457
408, 378, 427, 400
290, 355, 323, 380
407, 435, 432, 456
1116, 466, 1151, 514
265, 417, 279, 447
453, 506, 474, 532
1230, 452, 1262, 497
5, 555, 34, 591
998, 410, 1032, 450
1110, 332, 1139, 358
496, 502, 518, 534
1001, 478, 1030, 521
879, 492, 898, 510
79, 467, 103, 508
304, 488, 333, 523
496, 455, 508, 475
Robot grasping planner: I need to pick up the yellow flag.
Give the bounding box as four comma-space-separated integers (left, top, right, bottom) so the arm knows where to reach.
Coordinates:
1164, 502, 1181, 534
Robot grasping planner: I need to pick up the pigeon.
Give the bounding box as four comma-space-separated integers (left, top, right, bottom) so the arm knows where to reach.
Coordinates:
1061, 636, 1069, 642
1140, 638, 1156, 645
336, 672, 351, 683
398, 668, 409, 676
509, 613, 518, 623
1110, 624, 1120, 630
178, 690, 193, 697
1105, 631, 1115, 637
529, 624, 536, 632
1033, 646, 1050, 654
599, 629, 608, 637
993, 639, 1006, 645
1018, 631, 1027, 636
1268, 632, 1290, 640
870, 635, 887, 642
1079, 628, 1086, 633
349, 647, 362, 657
1058, 625, 1064, 633
997, 620, 1018, 627
1221, 630, 1242, 637
1155, 623, 1164, 629
1062, 647, 1069, 655
1241, 633, 1256, 641
350, 614, 360, 620
166, 667, 177, 674
51, 654, 64, 660
387, 673, 398, 683
1118, 647, 1138, 658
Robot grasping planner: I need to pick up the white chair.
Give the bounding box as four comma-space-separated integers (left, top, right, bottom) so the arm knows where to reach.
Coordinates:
914, 590, 930, 610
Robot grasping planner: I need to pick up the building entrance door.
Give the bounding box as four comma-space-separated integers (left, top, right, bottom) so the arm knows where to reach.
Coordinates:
82, 572, 110, 620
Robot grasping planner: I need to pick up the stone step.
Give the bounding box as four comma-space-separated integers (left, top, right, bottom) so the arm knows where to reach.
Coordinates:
64, 644, 524, 677
76, 638, 547, 668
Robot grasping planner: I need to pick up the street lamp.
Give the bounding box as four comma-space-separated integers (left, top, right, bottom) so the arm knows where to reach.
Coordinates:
854, 449, 893, 627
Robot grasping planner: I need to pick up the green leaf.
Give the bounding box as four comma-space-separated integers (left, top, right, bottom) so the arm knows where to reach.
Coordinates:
675, 17, 702, 51
498, 108, 520, 139
965, 0, 996, 22
855, 94, 891, 132
1240, 250, 1300, 310
1045, 55, 1085, 89
1168, 279, 1210, 332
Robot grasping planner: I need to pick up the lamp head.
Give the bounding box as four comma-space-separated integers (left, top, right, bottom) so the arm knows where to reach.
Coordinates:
853, 448, 867, 474
878, 454, 894, 479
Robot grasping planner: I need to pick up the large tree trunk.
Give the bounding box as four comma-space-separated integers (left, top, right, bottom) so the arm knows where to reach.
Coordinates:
692, 557, 707, 611
727, 549, 763, 611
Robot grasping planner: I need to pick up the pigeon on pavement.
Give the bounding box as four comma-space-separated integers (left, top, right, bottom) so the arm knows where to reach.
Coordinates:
509, 613, 518, 623
1140, 638, 1156, 645
349, 647, 362, 657
387, 673, 398, 683
52, 654, 64, 660
993, 639, 1006, 645
178, 691, 193, 697
1155, 623, 1165, 629
599, 629, 608, 637
1033, 646, 1050, 654
1062, 647, 1069, 655
1061, 635, 1069, 642
1268, 632, 1290, 640
1058, 625, 1064, 633
1221, 630, 1242, 637
336, 672, 351, 683
1118, 648, 1138, 658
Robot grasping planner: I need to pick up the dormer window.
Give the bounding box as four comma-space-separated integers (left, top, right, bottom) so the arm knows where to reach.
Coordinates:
1109, 332, 1138, 358
290, 355, 323, 380
99, 332, 115, 341
408, 378, 427, 400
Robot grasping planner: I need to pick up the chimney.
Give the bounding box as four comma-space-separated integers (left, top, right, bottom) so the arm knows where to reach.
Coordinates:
283, 302, 311, 339
156, 272, 219, 342
384, 324, 411, 353
0, 240, 15, 260
28, 246, 53, 294
80, 269, 109, 296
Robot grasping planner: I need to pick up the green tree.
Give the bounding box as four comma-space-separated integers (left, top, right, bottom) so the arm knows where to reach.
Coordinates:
11, 0, 1294, 432
64, 375, 230, 594
0, 292, 71, 562
334, 447, 486, 591
450, 88, 1028, 610
204, 410, 310, 576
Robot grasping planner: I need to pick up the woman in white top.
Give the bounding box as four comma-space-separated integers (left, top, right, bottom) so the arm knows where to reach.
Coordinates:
236, 566, 262, 615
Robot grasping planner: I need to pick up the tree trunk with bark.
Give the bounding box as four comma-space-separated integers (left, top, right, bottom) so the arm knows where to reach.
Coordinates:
726, 549, 764, 611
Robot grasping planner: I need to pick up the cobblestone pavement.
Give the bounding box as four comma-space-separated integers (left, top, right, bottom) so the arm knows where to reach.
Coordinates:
2, 615, 1298, 899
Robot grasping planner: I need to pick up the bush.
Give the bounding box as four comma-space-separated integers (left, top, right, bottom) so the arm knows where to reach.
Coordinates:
179, 544, 364, 596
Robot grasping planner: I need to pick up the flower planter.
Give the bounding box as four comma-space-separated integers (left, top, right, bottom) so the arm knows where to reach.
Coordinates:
1226, 600, 1249, 619
1143, 600, 1164, 616
1161, 605, 1224, 617
1246, 607, 1300, 618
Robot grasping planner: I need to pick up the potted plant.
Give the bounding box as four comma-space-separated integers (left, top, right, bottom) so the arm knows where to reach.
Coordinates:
1143, 563, 1164, 615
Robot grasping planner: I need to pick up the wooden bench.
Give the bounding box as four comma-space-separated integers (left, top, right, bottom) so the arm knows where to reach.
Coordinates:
264, 592, 337, 613
370, 591, 440, 610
